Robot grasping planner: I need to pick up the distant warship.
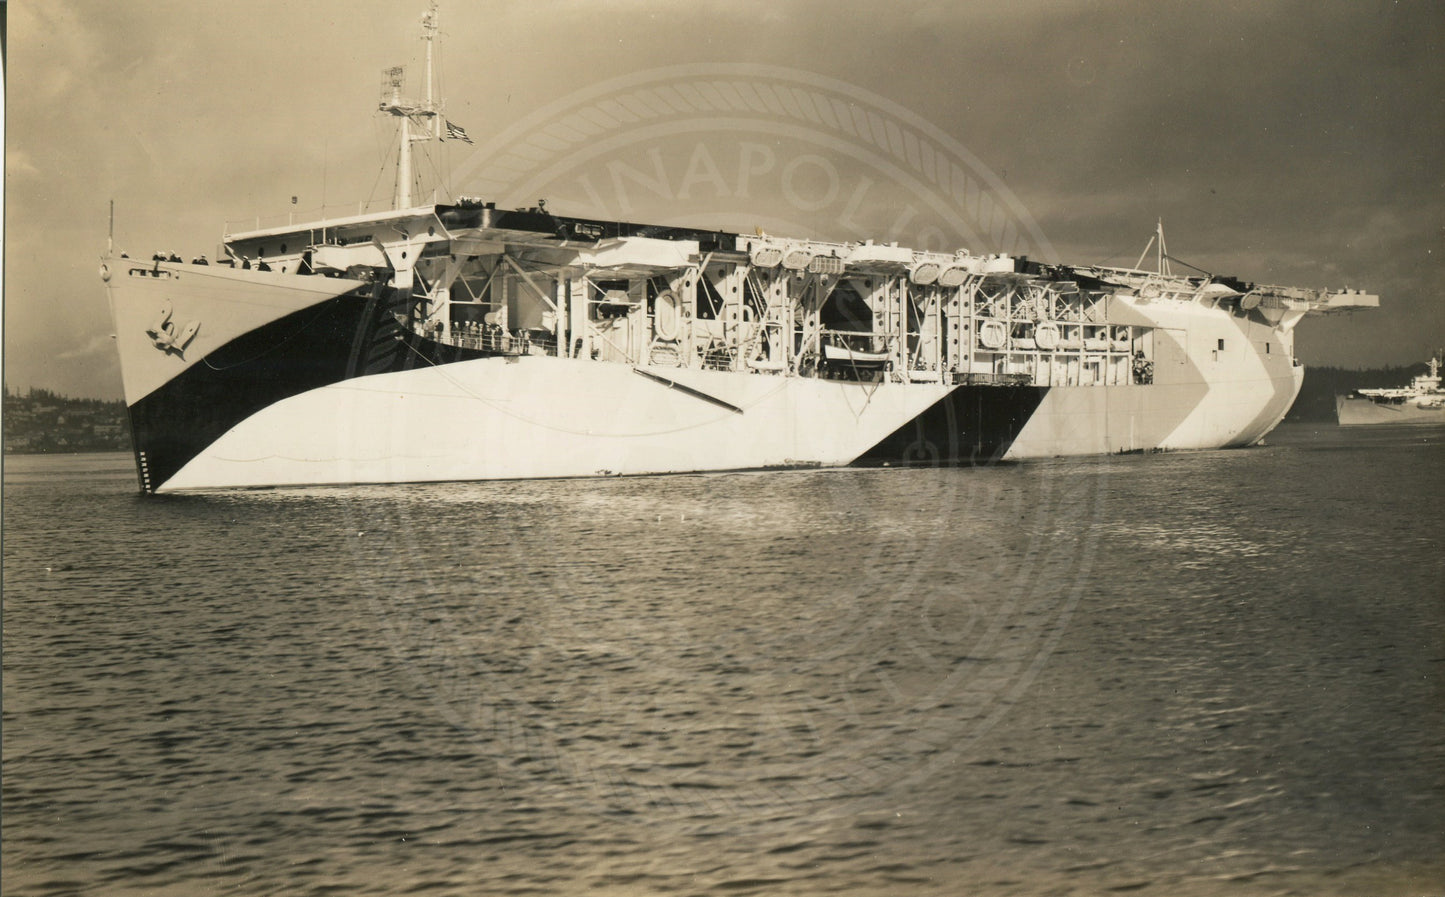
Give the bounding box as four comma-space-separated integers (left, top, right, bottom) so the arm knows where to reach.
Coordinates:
1337, 357, 1444, 426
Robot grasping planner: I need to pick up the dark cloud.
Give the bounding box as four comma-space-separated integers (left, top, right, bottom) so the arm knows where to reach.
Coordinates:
7, 0, 1441, 399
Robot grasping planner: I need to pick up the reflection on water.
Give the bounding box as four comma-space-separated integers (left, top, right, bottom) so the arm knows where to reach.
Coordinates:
4, 426, 1442, 895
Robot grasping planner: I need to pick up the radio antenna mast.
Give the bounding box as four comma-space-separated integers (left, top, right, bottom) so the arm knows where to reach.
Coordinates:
379, 2, 441, 209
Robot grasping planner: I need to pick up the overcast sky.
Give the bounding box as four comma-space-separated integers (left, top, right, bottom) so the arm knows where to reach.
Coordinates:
6, 0, 1443, 399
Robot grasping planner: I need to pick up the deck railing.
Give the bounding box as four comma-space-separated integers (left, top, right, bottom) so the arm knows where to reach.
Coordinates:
437, 325, 559, 357
223, 198, 405, 236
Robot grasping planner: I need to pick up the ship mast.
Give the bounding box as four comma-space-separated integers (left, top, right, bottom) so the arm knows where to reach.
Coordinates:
1157, 219, 1171, 276
1131, 219, 1172, 276
379, 2, 442, 209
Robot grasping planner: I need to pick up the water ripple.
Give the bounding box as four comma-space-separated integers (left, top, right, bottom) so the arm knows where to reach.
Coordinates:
4, 431, 1443, 895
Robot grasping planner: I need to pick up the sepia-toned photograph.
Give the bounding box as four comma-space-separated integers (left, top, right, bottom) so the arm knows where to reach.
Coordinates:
4, 2, 1442, 894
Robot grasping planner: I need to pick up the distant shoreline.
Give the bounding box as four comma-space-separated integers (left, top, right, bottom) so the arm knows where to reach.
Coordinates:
4, 449, 133, 458
4, 364, 1430, 447
3, 390, 131, 454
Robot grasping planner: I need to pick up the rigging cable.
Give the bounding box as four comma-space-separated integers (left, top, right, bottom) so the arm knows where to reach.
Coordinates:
365, 119, 401, 212
1162, 254, 1214, 277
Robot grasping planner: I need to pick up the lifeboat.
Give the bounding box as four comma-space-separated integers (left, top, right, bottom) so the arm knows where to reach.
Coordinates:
978, 320, 1008, 349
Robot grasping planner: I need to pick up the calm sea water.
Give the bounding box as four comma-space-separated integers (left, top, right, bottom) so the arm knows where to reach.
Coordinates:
4, 423, 1442, 896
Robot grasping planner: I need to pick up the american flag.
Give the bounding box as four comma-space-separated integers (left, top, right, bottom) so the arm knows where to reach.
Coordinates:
445, 120, 474, 144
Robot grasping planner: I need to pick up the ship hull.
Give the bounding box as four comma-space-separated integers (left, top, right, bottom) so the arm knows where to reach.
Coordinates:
107, 263, 955, 489
104, 255, 1312, 494
1336, 395, 1445, 427
144, 354, 1300, 492
159, 357, 956, 489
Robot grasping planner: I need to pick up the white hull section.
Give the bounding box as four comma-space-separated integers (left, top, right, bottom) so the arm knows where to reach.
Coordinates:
1004, 365, 1300, 458
160, 358, 953, 490
1006, 295, 1304, 458
104, 259, 367, 405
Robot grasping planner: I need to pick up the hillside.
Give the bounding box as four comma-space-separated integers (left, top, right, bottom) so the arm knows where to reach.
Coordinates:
3, 389, 131, 454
